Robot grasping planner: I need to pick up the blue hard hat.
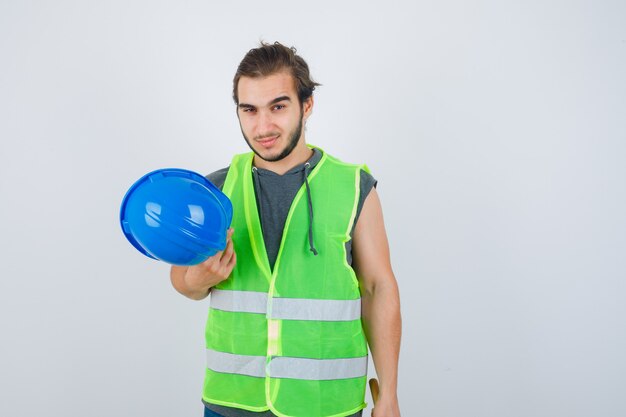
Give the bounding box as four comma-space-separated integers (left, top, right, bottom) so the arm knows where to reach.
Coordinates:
120, 168, 233, 266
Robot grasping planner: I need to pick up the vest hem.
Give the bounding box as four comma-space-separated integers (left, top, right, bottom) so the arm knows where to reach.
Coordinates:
202, 396, 270, 413
268, 401, 367, 417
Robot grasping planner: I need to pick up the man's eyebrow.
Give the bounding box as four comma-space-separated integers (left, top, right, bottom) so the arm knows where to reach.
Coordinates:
269, 96, 291, 105
238, 96, 292, 110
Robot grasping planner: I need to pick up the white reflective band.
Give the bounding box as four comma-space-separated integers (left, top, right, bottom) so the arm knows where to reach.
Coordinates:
211, 290, 362, 322
271, 297, 361, 322
269, 356, 368, 380
206, 349, 266, 378
206, 349, 368, 381
210, 289, 267, 314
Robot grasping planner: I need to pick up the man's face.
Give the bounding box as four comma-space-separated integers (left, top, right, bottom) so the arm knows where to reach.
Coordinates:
236, 71, 311, 162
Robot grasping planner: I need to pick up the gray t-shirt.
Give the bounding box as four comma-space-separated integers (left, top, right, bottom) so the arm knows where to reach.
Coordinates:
203, 149, 375, 417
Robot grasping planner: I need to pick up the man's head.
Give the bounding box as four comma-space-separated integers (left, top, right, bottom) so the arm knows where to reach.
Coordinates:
233, 42, 320, 163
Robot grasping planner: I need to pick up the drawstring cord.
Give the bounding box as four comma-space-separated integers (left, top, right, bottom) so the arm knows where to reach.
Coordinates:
304, 162, 318, 255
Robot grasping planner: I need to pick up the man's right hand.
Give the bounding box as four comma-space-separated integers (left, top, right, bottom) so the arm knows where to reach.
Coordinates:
170, 228, 237, 300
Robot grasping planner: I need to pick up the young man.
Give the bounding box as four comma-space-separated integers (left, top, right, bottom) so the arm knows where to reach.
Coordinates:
171, 42, 401, 417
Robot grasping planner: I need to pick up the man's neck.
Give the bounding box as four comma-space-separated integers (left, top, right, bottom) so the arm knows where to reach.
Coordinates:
253, 140, 314, 175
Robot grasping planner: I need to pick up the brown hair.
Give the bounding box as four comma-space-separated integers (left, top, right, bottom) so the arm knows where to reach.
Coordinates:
233, 41, 321, 105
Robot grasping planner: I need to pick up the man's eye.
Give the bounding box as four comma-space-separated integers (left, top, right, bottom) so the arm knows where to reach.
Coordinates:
243, 108, 256, 113
273, 104, 285, 111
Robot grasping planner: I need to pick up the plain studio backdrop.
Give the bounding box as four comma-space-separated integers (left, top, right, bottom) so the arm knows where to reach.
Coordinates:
1, 1, 625, 416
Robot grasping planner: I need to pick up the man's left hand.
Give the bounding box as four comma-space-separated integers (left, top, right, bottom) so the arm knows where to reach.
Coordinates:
371, 396, 401, 417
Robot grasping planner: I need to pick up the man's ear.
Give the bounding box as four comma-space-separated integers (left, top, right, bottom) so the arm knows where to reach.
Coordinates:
303, 96, 314, 121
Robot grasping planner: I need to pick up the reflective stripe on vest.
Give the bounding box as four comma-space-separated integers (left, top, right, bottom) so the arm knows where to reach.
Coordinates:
210, 289, 267, 314
270, 355, 368, 380
206, 349, 367, 380
210, 289, 361, 322
206, 349, 266, 378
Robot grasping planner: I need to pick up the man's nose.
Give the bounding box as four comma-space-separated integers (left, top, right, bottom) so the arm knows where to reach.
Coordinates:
258, 110, 274, 133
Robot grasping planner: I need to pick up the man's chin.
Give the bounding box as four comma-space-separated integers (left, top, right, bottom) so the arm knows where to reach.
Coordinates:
254, 148, 285, 162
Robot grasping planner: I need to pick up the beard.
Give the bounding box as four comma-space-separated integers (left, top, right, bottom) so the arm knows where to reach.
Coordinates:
241, 109, 304, 162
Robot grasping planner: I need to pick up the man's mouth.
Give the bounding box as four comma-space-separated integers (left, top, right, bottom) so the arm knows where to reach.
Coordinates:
257, 135, 279, 148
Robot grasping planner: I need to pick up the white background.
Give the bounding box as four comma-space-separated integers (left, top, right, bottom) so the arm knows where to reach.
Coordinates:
1, 1, 625, 416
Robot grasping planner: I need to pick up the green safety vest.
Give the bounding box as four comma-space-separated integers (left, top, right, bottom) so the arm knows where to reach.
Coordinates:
203, 147, 369, 417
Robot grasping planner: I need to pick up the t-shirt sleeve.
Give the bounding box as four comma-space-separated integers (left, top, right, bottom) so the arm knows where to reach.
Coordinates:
205, 166, 230, 191
353, 169, 377, 231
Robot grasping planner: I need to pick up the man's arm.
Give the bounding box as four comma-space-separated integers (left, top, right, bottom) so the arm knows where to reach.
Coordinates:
353, 189, 402, 417
170, 228, 236, 300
